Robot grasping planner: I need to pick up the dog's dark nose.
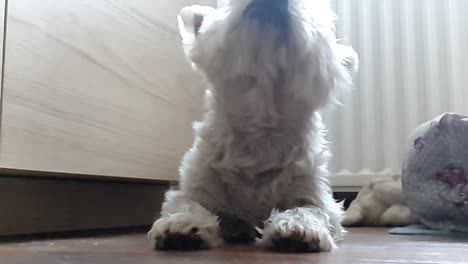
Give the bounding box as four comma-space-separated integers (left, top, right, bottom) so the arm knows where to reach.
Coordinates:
244, 0, 290, 34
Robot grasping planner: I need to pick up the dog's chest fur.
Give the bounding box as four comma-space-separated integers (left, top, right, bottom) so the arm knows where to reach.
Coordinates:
195, 113, 316, 224
182, 73, 326, 226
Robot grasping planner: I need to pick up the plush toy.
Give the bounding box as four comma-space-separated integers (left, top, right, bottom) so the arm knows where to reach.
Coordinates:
402, 113, 468, 232
343, 175, 416, 227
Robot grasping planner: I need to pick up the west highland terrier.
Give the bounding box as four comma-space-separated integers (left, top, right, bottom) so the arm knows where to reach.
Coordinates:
148, 0, 358, 252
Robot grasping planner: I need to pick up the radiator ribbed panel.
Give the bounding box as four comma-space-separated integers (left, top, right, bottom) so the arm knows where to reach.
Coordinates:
326, 0, 468, 179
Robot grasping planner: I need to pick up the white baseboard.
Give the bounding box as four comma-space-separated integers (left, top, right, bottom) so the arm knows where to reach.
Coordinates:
330, 170, 400, 192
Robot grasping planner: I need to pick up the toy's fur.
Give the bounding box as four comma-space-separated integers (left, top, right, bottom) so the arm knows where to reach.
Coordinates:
343, 176, 417, 227
148, 0, 358, 252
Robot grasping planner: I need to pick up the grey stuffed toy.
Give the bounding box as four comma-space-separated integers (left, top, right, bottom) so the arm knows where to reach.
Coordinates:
402, 113, 468, 232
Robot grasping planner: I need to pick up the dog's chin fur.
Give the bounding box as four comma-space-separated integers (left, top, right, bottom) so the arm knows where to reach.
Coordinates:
149, 0, 358, 252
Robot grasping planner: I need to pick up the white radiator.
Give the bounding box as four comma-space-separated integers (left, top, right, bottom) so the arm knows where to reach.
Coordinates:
326, 0, 468, 190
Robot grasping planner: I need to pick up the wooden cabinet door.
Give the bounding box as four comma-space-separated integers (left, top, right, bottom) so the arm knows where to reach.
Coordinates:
0, 0, 4, 101
0, 0, 214, 181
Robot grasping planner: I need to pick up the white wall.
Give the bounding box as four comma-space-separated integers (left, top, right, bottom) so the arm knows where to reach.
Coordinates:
326, 0, 468, 189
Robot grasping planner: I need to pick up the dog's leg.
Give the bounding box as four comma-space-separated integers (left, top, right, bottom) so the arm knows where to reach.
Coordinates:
261, 177, 345, 253
148, 190, 222, 250
261, 206, 336, 252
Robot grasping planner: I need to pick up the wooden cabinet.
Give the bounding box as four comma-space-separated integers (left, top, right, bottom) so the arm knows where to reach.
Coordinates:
0, 0, 215, 181
0, 0, 3, 102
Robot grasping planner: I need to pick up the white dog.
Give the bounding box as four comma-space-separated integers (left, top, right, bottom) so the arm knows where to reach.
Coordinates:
149, 0, 358, 252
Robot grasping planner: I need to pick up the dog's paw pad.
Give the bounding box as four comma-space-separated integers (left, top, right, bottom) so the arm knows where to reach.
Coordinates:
272, 237, 320, 253
155, 233, 204, 251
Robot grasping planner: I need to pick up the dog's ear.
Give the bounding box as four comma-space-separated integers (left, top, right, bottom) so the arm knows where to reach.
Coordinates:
178, 5, 215, 49
337, 44, 359, 77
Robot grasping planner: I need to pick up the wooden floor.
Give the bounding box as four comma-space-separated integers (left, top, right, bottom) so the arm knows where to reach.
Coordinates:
1, 228, 467, 264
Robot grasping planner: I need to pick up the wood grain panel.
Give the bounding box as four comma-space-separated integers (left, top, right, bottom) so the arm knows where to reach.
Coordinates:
0, 0, 5, 102
0, 0, 214, 180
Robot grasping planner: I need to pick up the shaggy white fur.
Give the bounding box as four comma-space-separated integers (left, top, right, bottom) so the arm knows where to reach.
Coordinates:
149, 0, 358, 252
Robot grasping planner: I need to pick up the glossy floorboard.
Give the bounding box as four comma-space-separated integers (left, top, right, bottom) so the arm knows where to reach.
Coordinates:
1, 228, 467, 264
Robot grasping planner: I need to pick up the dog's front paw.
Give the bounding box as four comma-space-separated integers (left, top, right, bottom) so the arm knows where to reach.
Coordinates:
261, 208, 335, 253
153, 228, 204, 251
148, 211, 221, 250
